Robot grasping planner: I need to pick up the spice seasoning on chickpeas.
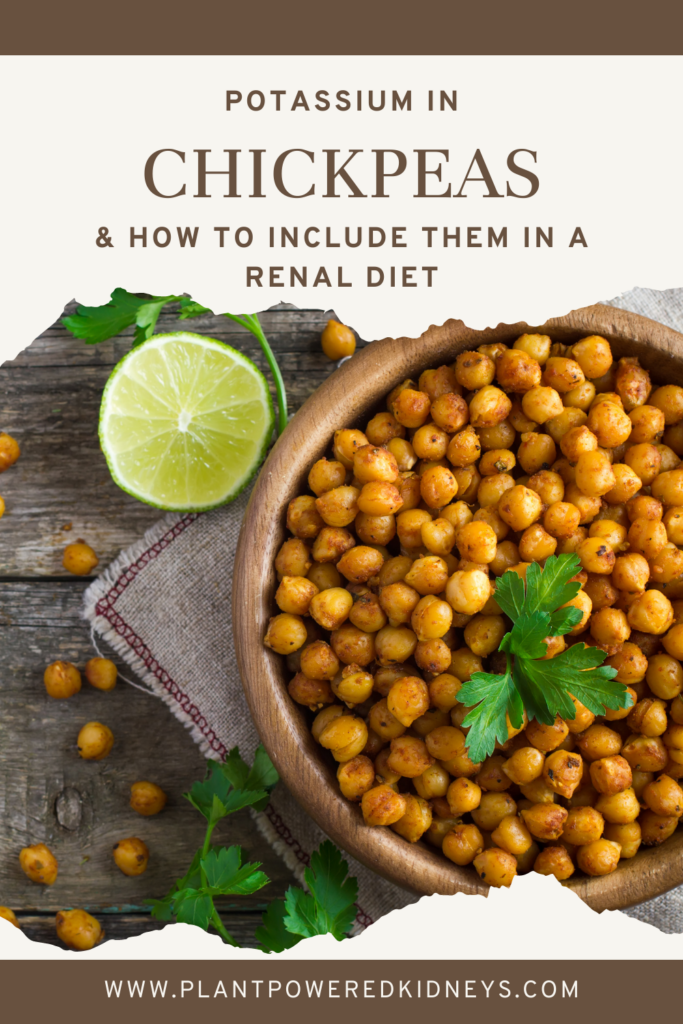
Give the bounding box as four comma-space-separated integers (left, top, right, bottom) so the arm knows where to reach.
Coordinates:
267, 334, 683, 887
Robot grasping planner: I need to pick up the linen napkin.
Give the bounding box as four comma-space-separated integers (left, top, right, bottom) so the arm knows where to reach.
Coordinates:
83, 287, 683, 933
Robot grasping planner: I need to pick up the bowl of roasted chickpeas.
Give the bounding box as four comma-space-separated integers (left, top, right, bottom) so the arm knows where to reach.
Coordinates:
234, 304, 683, 909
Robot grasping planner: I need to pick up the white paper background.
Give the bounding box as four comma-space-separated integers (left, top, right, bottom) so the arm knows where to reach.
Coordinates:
1, 53, 683, 961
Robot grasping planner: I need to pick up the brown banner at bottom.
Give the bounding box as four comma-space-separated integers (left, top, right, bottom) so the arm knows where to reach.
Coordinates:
1, 959, 679, 1023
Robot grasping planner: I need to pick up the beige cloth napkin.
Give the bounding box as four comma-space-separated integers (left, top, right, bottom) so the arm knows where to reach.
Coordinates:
83, 288, 683, 934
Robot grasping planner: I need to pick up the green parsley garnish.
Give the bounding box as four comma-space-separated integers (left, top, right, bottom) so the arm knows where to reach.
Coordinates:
149, 745, 359, 949
458, 553, 634, 763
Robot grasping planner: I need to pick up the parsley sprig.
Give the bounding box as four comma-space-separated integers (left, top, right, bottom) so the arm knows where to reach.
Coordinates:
255, 842, 359, 953
148, 745, 278, 945
62, 289, 288, 434
458, 553, 633, 763
149, 745, 359, 950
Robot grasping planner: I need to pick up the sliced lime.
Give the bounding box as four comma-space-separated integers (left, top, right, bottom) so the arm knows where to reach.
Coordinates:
99, 332, 274, 511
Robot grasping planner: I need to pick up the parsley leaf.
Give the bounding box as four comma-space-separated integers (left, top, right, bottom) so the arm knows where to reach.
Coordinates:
201, 845, 269, 896
256, 842, 358, 952
62, 288, 182, 345
458, 553, 633, 762
459, 667, 519, 765
255, 901, 303, 954
493, 569, 525, 620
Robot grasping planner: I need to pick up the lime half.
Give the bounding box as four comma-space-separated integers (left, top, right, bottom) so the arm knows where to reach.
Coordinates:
99, 332, 274, 511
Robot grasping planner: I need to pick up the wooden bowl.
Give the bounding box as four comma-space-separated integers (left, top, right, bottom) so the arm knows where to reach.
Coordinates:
234, 303, 683, 910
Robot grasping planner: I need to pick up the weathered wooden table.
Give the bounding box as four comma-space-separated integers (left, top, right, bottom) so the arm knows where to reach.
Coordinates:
0, 302, 349, 948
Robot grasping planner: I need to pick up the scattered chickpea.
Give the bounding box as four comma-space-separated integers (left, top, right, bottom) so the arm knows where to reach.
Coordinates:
44, 660, 82, 699
84, 657, 118, 691
55, 909, 103, 951
113, 837, 150, 876
63, 542, 99, 576
19, 843, 58, 885
77, 721, 114, 760
0, 906, 20, 928
321, 320, 356, 361
130, 781, 167, 816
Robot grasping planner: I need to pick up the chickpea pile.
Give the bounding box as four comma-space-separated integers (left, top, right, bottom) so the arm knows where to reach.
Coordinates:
266, 333, 683, 889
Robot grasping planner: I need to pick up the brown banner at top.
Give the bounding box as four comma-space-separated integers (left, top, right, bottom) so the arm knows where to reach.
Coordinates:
3, 0, 683, 55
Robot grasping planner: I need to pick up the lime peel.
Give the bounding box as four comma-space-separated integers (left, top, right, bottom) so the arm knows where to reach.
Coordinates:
99, 332, 274, 512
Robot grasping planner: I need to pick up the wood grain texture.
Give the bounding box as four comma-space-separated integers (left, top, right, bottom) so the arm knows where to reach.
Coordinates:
1, 303, 345, 943
234, 304, 683, 911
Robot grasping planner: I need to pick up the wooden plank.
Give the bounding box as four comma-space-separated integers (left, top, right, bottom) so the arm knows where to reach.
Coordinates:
0, 604, 295, 912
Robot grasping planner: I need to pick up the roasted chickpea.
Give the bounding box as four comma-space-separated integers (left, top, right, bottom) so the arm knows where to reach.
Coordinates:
130, 781, 167, 817
628, 494, 664, 522
560, 424, 598, 462
392, 388, 432, 428
379, 581, 421, 627
627, 405, 665, 446
454, 350, 496, 390
309, 589, 353, 631
275, 575, 319, 616
413, 638, 450, 675
498, 485, 543, 531
61, 541, 99, 576
568, 335, 612, 379
297, 640, 339, 682
321, 319, 356, 360
264, 613, 309, 654
639, 810, 679, 846
361, 785, 407, 826
308, 562, 343, 592
467, 385, 511, 429
77, 721, 114, 761
428, 674, 462, 714
471, 791, 517, 832
391, 794, 433, 843
477, 472, 516, 508
385, 676, 429, 727
443, 823, 485, 865
286, 495, 323, 539
517, 433, 557, 476
542, 501, 580, 541
55, 909, 103, 951
308, 458, 347, 496
491, 814, 533, 857
337, 755, 376, 801
330, 624, 375, 667
396, 508, 432, 550
275, 537, 312, 578
526, 716, 569, 752
615, 356, 651, 411
431, 392, 469, 435
543, 356, 585, 393
413, 762, 450, 801
557, 589, 592, 634
589, 606, 630, 653
621, 733, 669, 773
641, 773, 683, 818
606, 645, 647, 689
315, 486, 361, 528
320, 714, 368, 762
352, 445, 398, 485
463, 614, 506, 658
19, 843, 58, 885
366, 414, 406, 451
411, 594, 453, 640
386, 734, 434, 778
652, 468, 683, 506
588, 754, 632, 796
84, 657, 117, 692
419, 464, 458, 509
333, 428, 368, 468
0, 432, 20, 472
513, 333, 552, 365
604, 820, 642, 858
503, 746, 545, 785
374, 625, 418, 666
403, 555, 449, 595
478, 419, 517, 451
587, 401, 632, 448
646, 653, 683, 699
574, 450, 616, 498
444, 569, 490, 616
542, 750, 583, 799
521, 803, 568, 842
581, 536, 618, 577
444, 776, 481, 815
496, 348, 542, 393
43, 660, 82, 699
564, 380, 597, 411
454, 522, 496, 566
518, 524, 557, 563
656, 443, 681, 472
627, 590, 674, 635
649, 384, 683, 425
534, 845, 575, 879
